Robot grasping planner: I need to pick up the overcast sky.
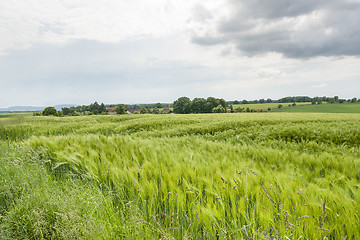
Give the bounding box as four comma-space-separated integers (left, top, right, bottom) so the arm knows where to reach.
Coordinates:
1, 0, 360, 107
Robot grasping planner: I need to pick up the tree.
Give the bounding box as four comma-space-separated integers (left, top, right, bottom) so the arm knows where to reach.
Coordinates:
140, 107, 148, 114
62, 107, 76, 116
42, 107, 58, 116
191, 98, 207, 113
155, 103, 162, 108
351, 97, 357, 103
212, 105, 226, 113
90, 102, 100, 113
116, 104, 126, 114
259, 99, 265, 103
278, 104, 283, 109
266, 98, 272, 103
99, 103, 106, 114
173, 97, 191, 114
152, 107, 160, 114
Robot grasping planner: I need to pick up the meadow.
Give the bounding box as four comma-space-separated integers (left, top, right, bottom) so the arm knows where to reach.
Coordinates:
277, 103, 360, 113
0, 113, 359, 239
232, 102, 312, 111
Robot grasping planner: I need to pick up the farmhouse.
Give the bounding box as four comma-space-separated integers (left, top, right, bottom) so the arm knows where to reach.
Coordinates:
106, 107, 117, 115
161, 109, 173, 114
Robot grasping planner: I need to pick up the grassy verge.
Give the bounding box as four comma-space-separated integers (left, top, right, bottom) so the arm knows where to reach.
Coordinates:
0, 141, 164, 239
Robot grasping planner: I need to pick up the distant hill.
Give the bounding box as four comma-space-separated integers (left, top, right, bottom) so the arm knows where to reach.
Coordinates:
0, 104, 77, 112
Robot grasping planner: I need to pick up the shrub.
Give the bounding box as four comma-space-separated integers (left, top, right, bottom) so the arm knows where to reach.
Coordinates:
42, 107, 58, 116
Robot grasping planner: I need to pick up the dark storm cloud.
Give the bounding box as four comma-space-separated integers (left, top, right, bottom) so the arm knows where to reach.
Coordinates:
191, 0, 360, 58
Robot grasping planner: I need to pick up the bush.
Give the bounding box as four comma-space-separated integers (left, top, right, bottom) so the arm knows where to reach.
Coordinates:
42, 107, 58, 116
212, 105, 226, 113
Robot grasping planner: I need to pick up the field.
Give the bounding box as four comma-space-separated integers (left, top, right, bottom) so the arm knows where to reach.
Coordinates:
278, 103, 360, 113
232, 102, 312, 111
1, 113, 359, 239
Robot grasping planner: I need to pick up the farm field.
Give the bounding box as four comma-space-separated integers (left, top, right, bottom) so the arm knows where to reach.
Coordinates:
278, 103, 360, 113
232, 102, 312, 111
1, 113, 359, 239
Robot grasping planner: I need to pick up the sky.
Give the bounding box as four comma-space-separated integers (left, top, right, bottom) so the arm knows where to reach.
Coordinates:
1, 0, 360, 107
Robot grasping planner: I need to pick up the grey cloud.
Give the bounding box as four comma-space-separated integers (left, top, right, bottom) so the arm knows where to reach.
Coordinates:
0, 39, 216, 106
192, 0, 360, 58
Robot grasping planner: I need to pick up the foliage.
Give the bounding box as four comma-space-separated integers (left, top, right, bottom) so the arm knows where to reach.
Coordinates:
42, 107, 58, 116
173, 96, 227, 114
116, 104, 126, 114
173, 97, 191, 114
152, 107, 160, 114
212, 105, 226, 113
140, 107, 148, 114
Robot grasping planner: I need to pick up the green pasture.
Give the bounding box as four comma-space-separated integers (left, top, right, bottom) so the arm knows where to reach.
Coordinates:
1, 113, 359, 239
0, 112, 32, 119
277, 103, 360, 113
232, 102, 311, 110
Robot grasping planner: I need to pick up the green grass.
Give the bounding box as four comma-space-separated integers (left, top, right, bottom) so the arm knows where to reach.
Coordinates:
232, 102, 312, 111
1, 113, 360, 239
0, 112, 32, 118
278, 103, 360, 113
0, 141, 163, 239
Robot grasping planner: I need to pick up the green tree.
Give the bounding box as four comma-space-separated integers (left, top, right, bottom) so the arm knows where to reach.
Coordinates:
116, 105, 126, 114
99, 103, 106, 114
278, 104, 283, 109
155, 103, 162, 108
152, 107, 160, 114
191, 98, 207, 113
173, 97, 191, 114
42, 107, 58, 116
140, 107, 148, 114
212, 105, 226, 113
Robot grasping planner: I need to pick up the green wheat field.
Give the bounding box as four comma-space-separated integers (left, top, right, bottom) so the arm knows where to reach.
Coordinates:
1, 113, 359, 239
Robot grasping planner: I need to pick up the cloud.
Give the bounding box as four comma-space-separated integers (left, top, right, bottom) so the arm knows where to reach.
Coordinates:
312, 83, 328, 88
0, 0, 201, 54
191, 0, 360, 58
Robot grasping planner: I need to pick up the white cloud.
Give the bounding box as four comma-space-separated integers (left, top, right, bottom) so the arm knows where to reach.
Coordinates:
0, 0, 217, 54
0, 0, 359, 107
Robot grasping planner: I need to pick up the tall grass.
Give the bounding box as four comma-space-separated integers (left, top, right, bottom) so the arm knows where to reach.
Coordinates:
0, 141, 162, 239
1, 113, 360, 239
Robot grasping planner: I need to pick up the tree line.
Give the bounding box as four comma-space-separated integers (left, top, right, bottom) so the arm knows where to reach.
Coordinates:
226, 96, 360, 105
37, 96, 360, 116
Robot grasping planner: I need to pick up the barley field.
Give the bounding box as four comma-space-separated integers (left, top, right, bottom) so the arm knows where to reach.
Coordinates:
1, 113, 359, 239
